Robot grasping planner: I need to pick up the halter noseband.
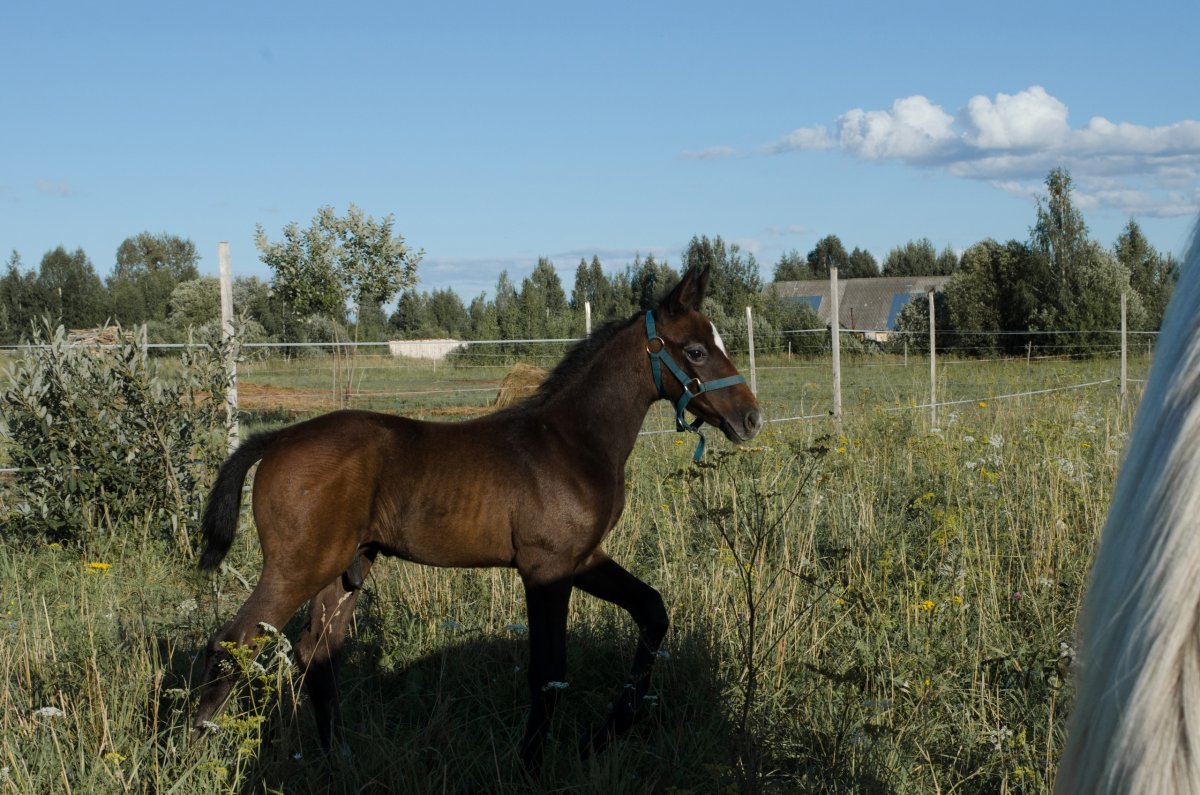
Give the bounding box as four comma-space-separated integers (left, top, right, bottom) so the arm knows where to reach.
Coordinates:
645, 310, 746, 461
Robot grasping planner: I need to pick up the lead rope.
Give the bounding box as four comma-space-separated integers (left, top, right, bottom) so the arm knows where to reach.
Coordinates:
645, 311, 746, 461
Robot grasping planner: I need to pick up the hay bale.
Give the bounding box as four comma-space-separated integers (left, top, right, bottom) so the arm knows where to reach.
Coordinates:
67, 326, 123, 346
493, 363, 546, 408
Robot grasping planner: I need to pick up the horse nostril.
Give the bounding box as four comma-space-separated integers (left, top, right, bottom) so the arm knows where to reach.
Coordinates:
744, 408, 764, 437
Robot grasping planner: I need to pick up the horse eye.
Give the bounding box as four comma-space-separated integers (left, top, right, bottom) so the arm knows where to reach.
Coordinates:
686, 347, 706, 362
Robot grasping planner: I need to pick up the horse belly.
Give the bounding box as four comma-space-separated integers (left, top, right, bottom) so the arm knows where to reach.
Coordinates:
372, 482, 517, 569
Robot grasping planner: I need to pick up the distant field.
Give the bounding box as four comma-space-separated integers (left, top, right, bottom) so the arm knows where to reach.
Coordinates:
233, 348, 1148, 434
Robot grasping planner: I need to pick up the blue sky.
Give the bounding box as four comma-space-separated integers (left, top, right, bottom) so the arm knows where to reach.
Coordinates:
3, 1, 1198, 300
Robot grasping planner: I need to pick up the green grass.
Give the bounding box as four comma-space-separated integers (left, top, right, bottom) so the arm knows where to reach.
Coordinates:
0, 352, 1144, 793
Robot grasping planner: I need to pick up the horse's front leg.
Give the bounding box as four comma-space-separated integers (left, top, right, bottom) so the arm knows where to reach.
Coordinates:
573, 552, 669, 757
518, 574, 573, 771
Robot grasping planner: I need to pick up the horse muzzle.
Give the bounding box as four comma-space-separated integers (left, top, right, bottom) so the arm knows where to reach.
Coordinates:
719, 406, 764, 443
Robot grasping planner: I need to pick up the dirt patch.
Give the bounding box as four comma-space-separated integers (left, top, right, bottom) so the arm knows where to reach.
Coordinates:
236, 382, 341, 413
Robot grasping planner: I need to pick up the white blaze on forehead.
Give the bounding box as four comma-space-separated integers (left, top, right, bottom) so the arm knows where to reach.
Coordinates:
710, 322, 728, 355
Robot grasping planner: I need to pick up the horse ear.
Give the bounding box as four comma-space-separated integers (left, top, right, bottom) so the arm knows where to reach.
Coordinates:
662, 266, 711, 314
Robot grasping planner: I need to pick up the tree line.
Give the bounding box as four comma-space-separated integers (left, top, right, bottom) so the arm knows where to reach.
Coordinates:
889, 169, 1177, 356
0, 169, 1178, 356
0, 210, 818, 353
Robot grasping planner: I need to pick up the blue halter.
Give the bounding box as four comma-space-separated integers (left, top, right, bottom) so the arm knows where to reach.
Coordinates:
645, 310, 746, 461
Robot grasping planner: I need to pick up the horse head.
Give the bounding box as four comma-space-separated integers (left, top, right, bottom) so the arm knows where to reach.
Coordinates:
647, 266, 764, 445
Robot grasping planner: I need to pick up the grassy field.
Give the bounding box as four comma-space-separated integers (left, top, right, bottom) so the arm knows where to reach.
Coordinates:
0, 350, 1146, 793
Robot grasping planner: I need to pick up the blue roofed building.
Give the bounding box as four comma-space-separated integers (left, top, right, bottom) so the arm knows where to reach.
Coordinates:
767, 275, 950, 343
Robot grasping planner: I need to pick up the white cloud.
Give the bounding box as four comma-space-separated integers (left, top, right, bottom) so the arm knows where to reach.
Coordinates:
1073, 117, 1200, 155
764, 224, 814, 236
762, 126, 833, 154
681, 145, 737, 160
36, 179, 74, 198
837, 95, 956, 162
959, 86, 1069, 150
764, 85, 1200, 218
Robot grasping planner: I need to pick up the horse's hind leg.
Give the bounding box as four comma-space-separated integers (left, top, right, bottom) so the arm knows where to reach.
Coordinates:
192, 571, 313, 735
573, 552, 669, 757
295, 551, 375, 750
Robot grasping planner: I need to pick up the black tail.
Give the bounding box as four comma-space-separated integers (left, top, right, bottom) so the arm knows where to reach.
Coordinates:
198, 430, 281, 571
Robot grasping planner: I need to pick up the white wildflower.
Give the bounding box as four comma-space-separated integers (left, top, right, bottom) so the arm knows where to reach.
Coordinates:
988, 726, 1014, 751
33, 706, 64, 718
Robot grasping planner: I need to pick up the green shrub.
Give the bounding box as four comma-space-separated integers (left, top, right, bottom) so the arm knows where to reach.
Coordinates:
1, 321, 234, 554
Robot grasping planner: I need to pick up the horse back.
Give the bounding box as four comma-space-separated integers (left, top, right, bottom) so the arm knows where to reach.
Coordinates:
250, 409, 625, 574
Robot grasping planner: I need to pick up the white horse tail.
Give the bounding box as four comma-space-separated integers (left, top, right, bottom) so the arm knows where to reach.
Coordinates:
1057, 221, 1200, 794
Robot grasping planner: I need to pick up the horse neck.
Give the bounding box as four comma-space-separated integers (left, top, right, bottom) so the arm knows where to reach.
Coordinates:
539, 322, 658, 466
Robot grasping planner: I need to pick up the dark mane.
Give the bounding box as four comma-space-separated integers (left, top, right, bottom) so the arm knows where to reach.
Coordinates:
517, 312, 644, 409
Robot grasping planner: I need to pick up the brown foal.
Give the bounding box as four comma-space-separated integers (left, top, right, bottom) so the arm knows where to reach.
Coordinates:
193, 265, 762, 768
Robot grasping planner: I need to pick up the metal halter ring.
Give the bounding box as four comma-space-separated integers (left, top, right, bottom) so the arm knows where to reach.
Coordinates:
646, 337, 665, 355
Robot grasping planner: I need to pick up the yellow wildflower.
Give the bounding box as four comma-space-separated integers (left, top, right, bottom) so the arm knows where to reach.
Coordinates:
917, 599, 935, 612
85, 562, 112, 573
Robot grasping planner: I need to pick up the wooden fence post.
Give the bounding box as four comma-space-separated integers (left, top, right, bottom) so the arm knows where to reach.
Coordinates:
745, 305, 757, 394
219, 242, 239, 452
928, 288, 937, 430
1120, 290, 1128, 407
830, 266, 842, 429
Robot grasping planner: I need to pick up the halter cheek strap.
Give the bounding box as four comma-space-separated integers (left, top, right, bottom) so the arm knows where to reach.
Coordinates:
645, 310, 746, 461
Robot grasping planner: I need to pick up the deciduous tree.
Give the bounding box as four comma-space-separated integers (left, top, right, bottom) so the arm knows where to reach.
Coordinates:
256, 204, 421, 336
806, 235, 850, 276
772, 249, 808, 281
683, 235, 760, 315
108, 232, 200, 324
846, 246, 880, 278
882, 239, 937, 277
